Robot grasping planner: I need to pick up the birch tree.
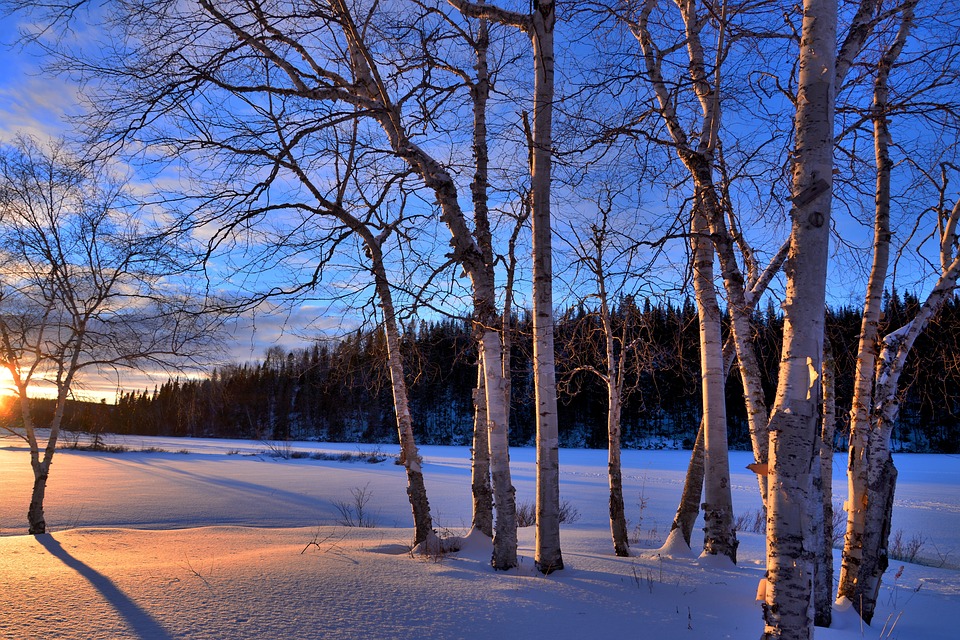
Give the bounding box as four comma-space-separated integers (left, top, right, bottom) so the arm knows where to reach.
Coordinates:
560, 193, 650, 557
832, 0, 960, 622
760, 0, 836, 635
0, 136, 214, 534
814, 337, 837, 626
619, 0, 795, 514
669, 245, 787, 547
449, 0, 563, 573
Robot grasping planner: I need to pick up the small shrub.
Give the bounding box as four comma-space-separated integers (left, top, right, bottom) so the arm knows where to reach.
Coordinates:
263, 440, 293, 459
515, 499, 580, 528
890, 529, 925, 563
829, 504, 846, 547
139, 446, 169, 453
560, 499, 581, 525
359, 445, 387, 464
333, 484, 377, 528
517, 501, 535, 527
734, 508, 766, 534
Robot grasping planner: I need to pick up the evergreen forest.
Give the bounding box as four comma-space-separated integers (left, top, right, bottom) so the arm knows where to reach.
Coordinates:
20, 291, 960, 454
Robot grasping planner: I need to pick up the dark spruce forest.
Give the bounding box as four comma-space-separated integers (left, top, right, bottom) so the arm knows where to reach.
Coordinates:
12, 292, 960, 453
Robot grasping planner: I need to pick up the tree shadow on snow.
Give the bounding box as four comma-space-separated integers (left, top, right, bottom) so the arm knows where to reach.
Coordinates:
36, 534, 172, 639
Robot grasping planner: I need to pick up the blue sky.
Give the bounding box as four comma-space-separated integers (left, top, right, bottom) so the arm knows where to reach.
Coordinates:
0, 16, 341, 400
1, 4, 956, 403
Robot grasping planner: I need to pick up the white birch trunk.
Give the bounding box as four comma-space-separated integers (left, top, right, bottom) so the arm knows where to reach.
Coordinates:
471, 363, 494, 537
371, 255, 435, 547
598, 272, 629, 557
671, 420, 705, 547
837, 3, 916, 619
815, 337, 837, 627
480, 329, 518, 569
762, 0, 836, 636
530, 0, 562, 574
336, 1, 518, 568
468, 10, 495, 542
853, 255, 960, 619
692, 207, 738, 562
631, 0, 771, 505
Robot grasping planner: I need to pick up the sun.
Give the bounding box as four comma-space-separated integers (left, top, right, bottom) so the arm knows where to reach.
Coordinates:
0, 392, 14, 423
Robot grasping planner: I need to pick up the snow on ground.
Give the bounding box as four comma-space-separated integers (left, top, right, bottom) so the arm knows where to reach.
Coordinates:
1, 433, 959, 639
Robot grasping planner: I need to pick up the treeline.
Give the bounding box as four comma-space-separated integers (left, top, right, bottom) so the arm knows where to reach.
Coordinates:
35, 292, 960, 452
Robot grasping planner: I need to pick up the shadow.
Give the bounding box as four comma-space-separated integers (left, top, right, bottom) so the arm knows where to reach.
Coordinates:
36, 534, 172, 640
97, 456, 331, 515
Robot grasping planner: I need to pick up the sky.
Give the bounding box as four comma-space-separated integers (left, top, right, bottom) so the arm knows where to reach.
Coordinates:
0, 4, 956, 403
0, 13, 356, 401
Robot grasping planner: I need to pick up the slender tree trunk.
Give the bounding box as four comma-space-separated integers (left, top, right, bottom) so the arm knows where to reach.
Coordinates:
671, 323, 742, 548
480, 329, 518, 569
691, 207, 738, 562
336, 0, 518, 568
606, 381, 629, 556
838, 3, 915, 619
852, 275, 960, 619
28, 458, 51, 534
670, 421, 705, 547
468, 10, 495, 542
372, 260, 434, 546
471, 363, 494, 537
856, 422, 896, 624
631, 1, 771, 506
761, 0, 836, 636
530, 0, 562, 575
815, 337, 837, 627
14, 338, 74, 535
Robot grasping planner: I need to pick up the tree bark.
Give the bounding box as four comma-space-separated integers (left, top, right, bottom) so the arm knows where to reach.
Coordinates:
527, 0, 563, 575
480, 329, 518, 569
598, 270, 629, 557
630, 0, 771, 507
335, 0, 518, 568
837, 2, 916, 619
762, 0, 836, 636
814, 337, 837, 627
471, 364, 494, 537
849, 256, 960, 619
27, 459, 51, 534
372, 257, 434, 546
467, 9, 495, 542
691, 206, 738, 562
670, 421, 705, 547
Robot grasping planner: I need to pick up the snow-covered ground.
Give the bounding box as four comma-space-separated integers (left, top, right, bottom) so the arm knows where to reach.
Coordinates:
1, 433, 958, 639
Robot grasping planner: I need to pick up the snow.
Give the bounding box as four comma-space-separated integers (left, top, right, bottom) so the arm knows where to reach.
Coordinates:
2, 433, 959, 639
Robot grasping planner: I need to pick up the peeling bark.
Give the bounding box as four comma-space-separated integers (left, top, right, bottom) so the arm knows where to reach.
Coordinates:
762, 0, 836, 635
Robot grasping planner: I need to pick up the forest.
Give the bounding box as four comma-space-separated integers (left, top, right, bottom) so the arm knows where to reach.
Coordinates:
18, 290, 960, 454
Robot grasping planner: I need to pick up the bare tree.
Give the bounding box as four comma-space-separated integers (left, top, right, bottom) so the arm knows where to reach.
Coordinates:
831, 0, 960, 623
450, 0, 563, 575
559, 191, 653, 557
40, 0, 525, 568
0, 135, 215, 534
620, 0, 787, 516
